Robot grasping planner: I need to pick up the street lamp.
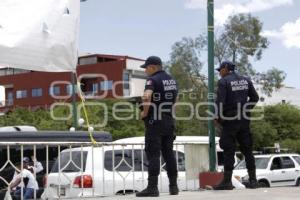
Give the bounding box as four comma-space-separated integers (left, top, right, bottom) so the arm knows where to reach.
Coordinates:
207, 0, 216, 172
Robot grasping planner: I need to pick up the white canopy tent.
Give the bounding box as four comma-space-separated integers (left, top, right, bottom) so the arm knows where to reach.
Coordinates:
0, 0, 80, 72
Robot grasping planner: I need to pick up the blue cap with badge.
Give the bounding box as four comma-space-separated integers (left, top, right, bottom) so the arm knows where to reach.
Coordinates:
216, 61, 235, 71
140, 56, 162, 68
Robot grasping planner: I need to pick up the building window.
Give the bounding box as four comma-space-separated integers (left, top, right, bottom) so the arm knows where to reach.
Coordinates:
16, 90, 27, 99
123, 71, 130, 89
92, 83, 98, 93
100, 80, 113, 91
32, 88, 43, 97
66, 84, 77, 95
49, 86, 60, 96
123, 71, 130, 96
7, 92, 13, 105
78, 56, 97, 65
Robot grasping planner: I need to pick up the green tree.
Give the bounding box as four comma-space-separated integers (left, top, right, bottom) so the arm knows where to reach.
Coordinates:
281, 139, 300, 153
250, 104, 300, 153
251, 119, 277, 149
169, 13, 286, 99
215, 14, 269, 74
257, 68, 287, 96
264, 104, 300, 141
0, 100, 145, 140
168, 35, 207, 91
215, 14, 285, 95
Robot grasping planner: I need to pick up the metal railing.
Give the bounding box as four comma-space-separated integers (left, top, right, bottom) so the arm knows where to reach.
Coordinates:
0, 141, 206, 199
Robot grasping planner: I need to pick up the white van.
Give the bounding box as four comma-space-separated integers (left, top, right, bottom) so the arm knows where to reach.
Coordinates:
42, 136, 237, 199
0, 125, 37, 132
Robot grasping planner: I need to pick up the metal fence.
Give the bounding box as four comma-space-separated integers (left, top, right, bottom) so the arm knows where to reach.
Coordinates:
0, 141, 205, 199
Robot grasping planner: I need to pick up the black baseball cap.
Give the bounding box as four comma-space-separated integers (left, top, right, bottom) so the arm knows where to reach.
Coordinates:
216, 61, 235, 71
140, 56, 162, 68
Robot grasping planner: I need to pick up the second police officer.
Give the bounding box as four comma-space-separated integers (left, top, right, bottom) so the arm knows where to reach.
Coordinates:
214, 61, 259, 190
136, 56, 179, 197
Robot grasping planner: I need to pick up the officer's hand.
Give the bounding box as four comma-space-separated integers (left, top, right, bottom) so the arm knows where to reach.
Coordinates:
31, 155, 36, 162
140, 111, 147, 120
214, 119, 221, 127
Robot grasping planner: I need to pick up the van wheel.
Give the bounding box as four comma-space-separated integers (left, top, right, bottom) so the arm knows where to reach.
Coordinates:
296, 178, 300, 186
258, 180, 269, 188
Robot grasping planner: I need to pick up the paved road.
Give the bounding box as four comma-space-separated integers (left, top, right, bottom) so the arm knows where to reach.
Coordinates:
81, 187, 299, 200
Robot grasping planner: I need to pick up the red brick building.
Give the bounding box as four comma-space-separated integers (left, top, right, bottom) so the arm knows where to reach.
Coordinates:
0, 54, 146, 112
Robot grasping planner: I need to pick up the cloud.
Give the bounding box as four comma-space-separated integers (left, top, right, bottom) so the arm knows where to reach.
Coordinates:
185, 0, 293, 25
263, 18, 300, 49
184, 0, 242, 9
184, 0, 206, 9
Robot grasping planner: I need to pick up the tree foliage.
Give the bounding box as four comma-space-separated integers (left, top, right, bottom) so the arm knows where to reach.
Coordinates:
215, 14, 269, 75
215, 14, 286, 95
169, 13, 286, 97
0, 102, 299, 152
168, 35, 207, 92
0, 100, 144, 140
256, 68, 287, 96
251, 104, 300, 153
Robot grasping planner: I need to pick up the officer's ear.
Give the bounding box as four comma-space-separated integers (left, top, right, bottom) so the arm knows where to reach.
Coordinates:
224, 65, 230, 73
151, 65, 159, 72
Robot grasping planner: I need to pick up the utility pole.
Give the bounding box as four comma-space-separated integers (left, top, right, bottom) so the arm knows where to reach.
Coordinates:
72, 0, 88, 129
207, 0, 216, 172
71, 72, 77, 129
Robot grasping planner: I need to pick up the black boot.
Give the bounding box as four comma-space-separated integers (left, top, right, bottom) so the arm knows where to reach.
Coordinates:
213, 171, 234, 190
136, 176, 159, 197
169, 176, 179, 195
245, 170, 258, 189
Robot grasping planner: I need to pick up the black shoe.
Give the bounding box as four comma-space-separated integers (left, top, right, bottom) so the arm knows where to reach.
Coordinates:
213, 180, 234, 190
169, 185, 179, 195
245, 179, 258, 189
213, 171, 234, 190
246, 170, 258, 189
136, 187, 159, 197
168, 175, 179, 195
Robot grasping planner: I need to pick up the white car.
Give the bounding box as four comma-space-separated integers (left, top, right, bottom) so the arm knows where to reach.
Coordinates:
42, 136, 240, 199
233, 154, 300, 187
42, 136, 242, 199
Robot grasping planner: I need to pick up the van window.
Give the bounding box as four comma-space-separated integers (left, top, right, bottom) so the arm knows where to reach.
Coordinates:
104, 150, 185, 172
293, 156, 300, 165
104, 150, 147, 171
281, 157, 295, 169
236, 157, 269, 170
51, 151, 88, 173
161, 151, 185, 171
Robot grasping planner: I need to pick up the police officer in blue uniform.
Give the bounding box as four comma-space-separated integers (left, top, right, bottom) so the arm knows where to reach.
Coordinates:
214, 61, 259, 190
136, 56, 179, 197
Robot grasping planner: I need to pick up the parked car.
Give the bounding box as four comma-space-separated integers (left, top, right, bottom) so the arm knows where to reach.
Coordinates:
0, 125, 37, 132
233, 154, 300, 187
42, 136, 240, 199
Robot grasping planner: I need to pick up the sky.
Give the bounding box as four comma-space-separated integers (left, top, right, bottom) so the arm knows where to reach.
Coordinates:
79, 0, 300, 88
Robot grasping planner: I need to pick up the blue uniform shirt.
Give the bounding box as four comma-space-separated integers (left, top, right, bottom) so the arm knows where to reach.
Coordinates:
144, 70, 178, 119
215, 72, 259, 120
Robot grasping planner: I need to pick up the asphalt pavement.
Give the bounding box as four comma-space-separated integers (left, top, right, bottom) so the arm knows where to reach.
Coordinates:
79, 187, 299, 200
